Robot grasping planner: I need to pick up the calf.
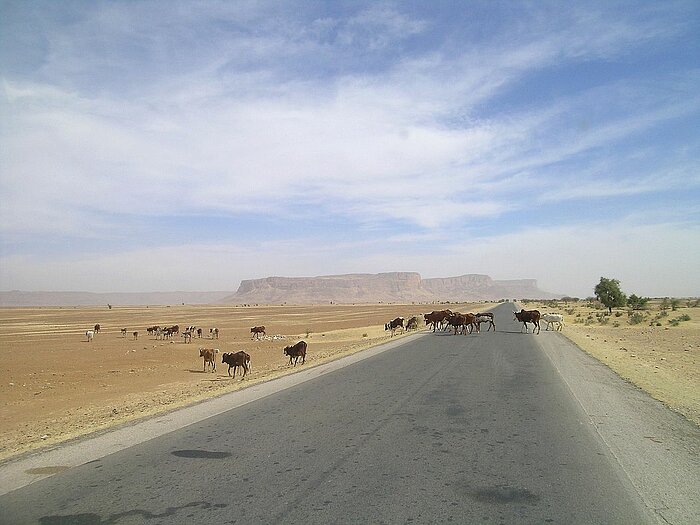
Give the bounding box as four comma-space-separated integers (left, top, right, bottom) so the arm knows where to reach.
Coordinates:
406, 317, 419, 331
121, 328, 127, 338
199, 348, 219, 373
250, 326, 266, 340
85, 330, 94, 342
132, 331, 139, 340
94, 324, 101, 334
283, 340, 308, 366
182, 330, 193, 343
222, 351, 251, 378
542, 313, 564, 331
210, 327, 219, 339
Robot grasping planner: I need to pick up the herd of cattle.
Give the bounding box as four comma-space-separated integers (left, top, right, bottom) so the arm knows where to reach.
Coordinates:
82, 306, 565, 380
385, 308, 564, 336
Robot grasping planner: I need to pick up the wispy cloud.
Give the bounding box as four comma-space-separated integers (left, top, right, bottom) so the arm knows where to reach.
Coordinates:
1, 1, 699, 294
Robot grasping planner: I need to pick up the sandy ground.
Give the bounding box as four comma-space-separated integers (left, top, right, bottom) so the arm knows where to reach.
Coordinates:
1, 301, 698, 463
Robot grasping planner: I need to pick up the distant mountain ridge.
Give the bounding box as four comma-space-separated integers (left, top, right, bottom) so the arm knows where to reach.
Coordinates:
0, 272, 558, 307
0, 291, 232, 307
224, 272, 558, 304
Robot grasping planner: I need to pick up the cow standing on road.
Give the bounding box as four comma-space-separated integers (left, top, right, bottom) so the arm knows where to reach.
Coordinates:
514, 309, 541, 334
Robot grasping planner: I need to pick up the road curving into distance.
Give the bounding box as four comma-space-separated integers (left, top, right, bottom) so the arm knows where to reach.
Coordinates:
0, 303, 697, 524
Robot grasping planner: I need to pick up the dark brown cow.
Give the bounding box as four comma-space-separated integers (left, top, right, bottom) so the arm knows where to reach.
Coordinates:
199, 348, 219, 372
405, 316, 419, 331
250, 326, 266, 340
423, 310, 452, 332
283, 340, 308, 366
514, 309, 541, 334
94, 323, 101, 334
222, 351, 251, 378
384, 317, 404, 336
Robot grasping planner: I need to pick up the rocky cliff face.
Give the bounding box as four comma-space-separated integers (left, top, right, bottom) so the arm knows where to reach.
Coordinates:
223, 272, 557, 304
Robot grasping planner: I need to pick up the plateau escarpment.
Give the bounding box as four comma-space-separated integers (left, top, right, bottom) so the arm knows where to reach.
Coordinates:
224, 272, 558, 304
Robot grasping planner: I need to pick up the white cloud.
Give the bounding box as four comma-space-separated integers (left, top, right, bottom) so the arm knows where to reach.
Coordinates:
1, 1, 699, 293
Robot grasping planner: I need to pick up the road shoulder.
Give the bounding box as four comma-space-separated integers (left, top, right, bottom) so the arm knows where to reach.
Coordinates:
536, 332, 700, 525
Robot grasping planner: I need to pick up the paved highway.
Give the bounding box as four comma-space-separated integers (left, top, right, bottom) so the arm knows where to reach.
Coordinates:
1, 303, 695, 524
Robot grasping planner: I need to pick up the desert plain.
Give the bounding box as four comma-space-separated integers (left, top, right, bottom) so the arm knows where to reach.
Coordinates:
0, 300, 698, 462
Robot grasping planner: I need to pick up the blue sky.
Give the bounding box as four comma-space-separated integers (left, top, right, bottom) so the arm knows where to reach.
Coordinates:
1, 0, 699, 297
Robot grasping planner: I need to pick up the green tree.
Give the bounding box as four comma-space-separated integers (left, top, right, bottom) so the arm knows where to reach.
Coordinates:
594, 277, 627, 314
627, 294, 650, 310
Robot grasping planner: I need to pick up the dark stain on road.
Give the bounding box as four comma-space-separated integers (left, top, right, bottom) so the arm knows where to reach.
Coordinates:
171, 449, 231, 459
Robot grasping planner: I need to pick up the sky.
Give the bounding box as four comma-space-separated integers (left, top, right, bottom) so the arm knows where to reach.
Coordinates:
1, 0, 699, 298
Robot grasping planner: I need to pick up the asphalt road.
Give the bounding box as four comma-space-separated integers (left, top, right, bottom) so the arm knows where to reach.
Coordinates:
0, 303, 693, 524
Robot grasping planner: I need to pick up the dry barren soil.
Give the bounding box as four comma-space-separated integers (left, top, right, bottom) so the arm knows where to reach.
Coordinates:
0, 303, 467, 461
1, 301, 698, 463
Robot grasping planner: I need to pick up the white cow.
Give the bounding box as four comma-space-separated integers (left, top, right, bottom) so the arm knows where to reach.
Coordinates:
542, 313, 564, 331
85, 330, 94, 342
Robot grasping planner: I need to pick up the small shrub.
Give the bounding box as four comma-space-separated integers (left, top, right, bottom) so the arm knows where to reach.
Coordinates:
613, 321, 620, 327
629, 312, 645, 325
362, 333, 368, 338
667, 314, 691, 327
615, 311, 623, 317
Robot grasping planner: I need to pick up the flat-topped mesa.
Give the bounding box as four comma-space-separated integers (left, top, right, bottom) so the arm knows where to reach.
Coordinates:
224, 272, 557, 304
229, 272, 432, 304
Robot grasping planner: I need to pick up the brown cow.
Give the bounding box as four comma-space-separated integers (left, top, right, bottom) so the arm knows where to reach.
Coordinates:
446, 312, 478, 335
283, 340, 307, 366
222, 351, 251, 378
199, 348, 219, 372
250, 326, 266, 340
514, 309, 541, 334
423, 310, 452, 332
